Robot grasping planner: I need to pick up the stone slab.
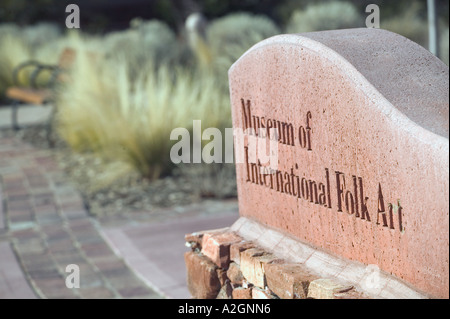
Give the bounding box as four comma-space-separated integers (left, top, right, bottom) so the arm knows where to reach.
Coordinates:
230, 217, 427, 299
229, 28, 449, 298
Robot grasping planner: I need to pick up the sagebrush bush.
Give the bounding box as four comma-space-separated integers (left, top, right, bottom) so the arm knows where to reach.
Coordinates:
22, 22, 62, 51
104, 19, 182, 78
176, 163, 236, 199
135, 19, 180, 64
381, 3, 428, 48
55, 33, 230, 180
0, 32, 32, 97
286, 1, 363, 33
54, 20, 235, 185
0, 23, 21, 38
206, 12, 280, 83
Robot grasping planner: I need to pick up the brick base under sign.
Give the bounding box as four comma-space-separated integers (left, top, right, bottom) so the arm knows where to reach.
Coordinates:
184, 217, 430, 299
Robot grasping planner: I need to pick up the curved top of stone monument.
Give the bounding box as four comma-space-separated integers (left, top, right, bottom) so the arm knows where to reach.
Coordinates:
230, 28, 449, 140
228, 28, 449, 299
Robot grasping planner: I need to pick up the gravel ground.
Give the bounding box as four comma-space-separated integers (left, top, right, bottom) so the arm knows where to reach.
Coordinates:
1, 124, 237, 216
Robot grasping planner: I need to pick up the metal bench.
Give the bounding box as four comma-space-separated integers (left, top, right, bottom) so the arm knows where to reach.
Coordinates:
6, 48, 76, 132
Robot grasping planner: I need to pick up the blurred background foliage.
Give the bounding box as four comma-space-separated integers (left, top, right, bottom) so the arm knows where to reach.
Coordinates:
1, 0, 448, 33
0, 0, 448, 198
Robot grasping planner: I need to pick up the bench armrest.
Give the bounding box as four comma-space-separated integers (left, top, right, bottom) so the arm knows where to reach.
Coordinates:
29, 64, 59, 88
12, 60, 41, 85
12, 60, 59, 88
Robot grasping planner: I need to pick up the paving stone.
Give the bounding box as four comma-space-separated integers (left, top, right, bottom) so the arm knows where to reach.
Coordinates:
52, 252, 87, 267
22, 256, 54, 272
78, 287, 116, 299
6, 200, 33, 212
14, 240, 48, 256
27, 268, 61, 280
9, 211, 34, 223
11, 228, 39, 240
92, 257, 128, 272
42, 227, 70, 242
32, 193, 55, 206
47, 239, 77, 254
6, 193, 30, 203
118, 286, 154, 298
0, 241, 37, 299
100, 266, 135, 281
82, 242, 114, 258
107, 274, 145, 291
78, 275, 105, 289
63, 208, 88, 220
0, 134, 166, 299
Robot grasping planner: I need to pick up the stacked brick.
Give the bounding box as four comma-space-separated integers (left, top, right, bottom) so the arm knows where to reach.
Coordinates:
184, 227, 368, 299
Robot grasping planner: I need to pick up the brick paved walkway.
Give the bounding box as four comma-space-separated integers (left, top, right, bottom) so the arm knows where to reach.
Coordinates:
101, 202, 239, 298
0, 241, 36, 299
0, 134, 162, 299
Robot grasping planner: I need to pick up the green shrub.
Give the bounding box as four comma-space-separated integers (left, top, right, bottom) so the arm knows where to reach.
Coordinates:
176, 163, 236, 199
206, 12, 280, 80
104, 20, 181, 77
0, 31, 32, 98
22, 22, 61, 51
286, 1, 363, 33
55, 34, 230, 181
381, 3, 428, 48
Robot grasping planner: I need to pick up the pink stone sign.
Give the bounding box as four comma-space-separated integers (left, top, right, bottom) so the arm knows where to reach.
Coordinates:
229, 28, 449, 298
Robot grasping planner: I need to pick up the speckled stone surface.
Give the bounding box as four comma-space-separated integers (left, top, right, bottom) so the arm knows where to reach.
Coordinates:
228, 28, 449, 298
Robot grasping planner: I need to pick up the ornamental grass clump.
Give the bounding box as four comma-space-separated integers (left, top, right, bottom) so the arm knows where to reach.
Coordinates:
55, 29, 230, 181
